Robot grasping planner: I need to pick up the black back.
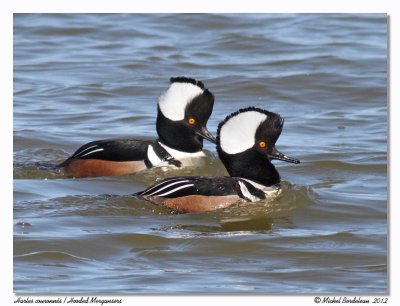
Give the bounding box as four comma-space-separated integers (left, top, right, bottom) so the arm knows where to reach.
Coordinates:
60, 138, 153, 164
136, 175, 267, 200
138, 176, 239, 198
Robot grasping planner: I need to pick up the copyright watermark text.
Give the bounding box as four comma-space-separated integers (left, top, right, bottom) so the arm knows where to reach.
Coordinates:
314, 297, 388, 304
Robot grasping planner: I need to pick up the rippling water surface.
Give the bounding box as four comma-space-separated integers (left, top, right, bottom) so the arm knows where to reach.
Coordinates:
13, 14, 387, 293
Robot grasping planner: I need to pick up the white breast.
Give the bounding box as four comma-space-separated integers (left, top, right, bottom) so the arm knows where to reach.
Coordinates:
158, 142, 206, 167
239, 178, 281, 201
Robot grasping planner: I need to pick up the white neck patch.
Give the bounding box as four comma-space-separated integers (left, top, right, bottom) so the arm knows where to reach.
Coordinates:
158, 82, 204, 121
239, 178, 281, 200
219, 111, 267, 154
158, 141, 206, 159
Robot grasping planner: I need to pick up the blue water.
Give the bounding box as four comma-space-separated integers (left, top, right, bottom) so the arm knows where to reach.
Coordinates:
13, 13, 387, 294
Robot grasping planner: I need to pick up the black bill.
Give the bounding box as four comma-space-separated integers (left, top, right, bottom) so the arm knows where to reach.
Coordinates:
269, 146, 300, 164
196, 126, 216, 144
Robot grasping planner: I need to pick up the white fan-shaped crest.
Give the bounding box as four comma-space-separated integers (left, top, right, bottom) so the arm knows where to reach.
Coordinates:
219, 111, 267, 154
158, 82, 203, 121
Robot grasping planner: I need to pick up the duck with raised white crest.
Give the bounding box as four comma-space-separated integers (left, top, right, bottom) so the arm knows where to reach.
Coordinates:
136, 107, 300, 213
57, 77, 216, 178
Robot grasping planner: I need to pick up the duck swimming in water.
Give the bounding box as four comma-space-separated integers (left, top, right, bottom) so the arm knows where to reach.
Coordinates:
57, 77, 216, 178
136, 107, 300, 213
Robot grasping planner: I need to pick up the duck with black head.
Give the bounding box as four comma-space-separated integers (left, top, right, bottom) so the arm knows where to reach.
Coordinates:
57, 77, 216, 178
136, 107, 300, 213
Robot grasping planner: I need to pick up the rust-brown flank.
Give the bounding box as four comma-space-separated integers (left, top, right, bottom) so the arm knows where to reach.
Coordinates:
60, 159, 147, 178
144, 195, 241, 213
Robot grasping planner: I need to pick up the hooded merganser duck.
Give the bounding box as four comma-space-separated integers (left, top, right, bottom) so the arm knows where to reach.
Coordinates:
58, 77, 216, 178
136, 107, 300, 213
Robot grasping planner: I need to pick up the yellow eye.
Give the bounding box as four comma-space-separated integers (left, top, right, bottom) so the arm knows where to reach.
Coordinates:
188, 118, 196, 125
259, 141, 267, 148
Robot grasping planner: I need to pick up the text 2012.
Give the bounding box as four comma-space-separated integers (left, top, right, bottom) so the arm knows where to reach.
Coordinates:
372, 298, 388, 304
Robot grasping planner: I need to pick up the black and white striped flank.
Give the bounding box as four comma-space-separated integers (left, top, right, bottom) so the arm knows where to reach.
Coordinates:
71, 144, 105, 158
136, 175, 275, 201
138, 177, 195, 198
